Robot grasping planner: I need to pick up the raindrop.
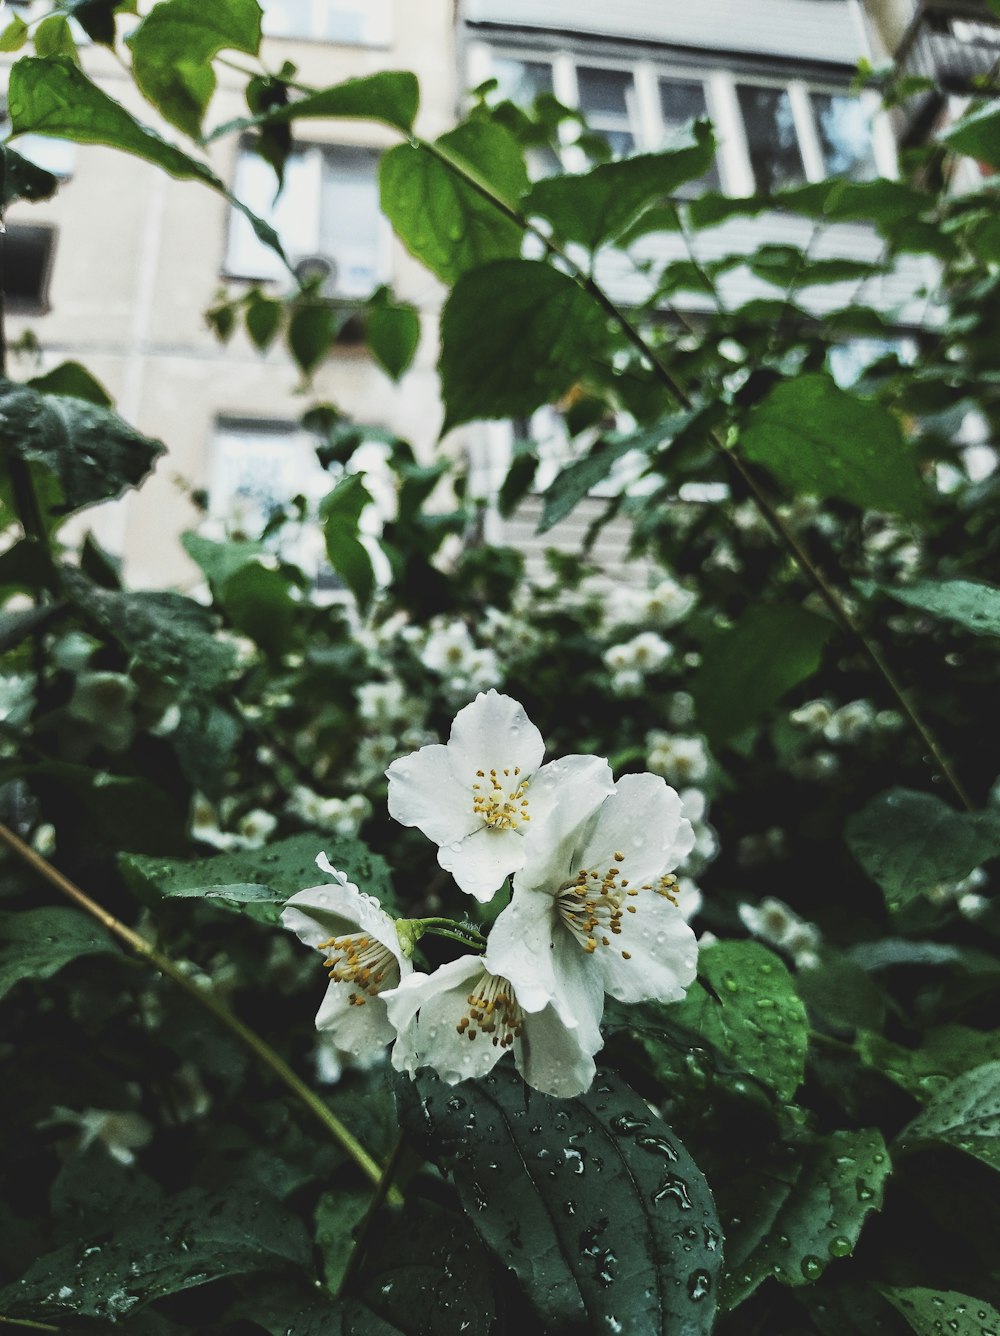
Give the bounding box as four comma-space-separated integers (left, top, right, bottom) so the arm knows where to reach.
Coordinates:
636, 1133, 678, 1161
800, 1256, 824, 1281
563, 1147, 586, 1174
703, 1227, 720, 1252
688, 1270, 712, 1301
610, 1114, 650, 1136
828, 1235, 852, 1258
652, 1174, 693, 1209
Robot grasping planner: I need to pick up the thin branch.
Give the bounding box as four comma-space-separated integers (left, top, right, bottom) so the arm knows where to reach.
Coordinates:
418, 134, 973, 809
337, 1130, 407, 1298
0, 821, 403, 1204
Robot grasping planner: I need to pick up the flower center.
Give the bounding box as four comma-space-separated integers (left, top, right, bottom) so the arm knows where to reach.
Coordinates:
455, 970, 524, 1048
557, 852, 679, 957
317, 933, 398, 1007
471, 767, 530, 830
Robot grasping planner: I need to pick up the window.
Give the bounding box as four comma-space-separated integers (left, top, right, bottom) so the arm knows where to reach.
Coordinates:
810, 92, 878, 181
2, 224, 55, 310
736, 83, 806, 193
658, 77, 720, 192
225, 143, 388, 298
575, 66, 637, 157
261, 0, 391, 46
492, 56, 553, 105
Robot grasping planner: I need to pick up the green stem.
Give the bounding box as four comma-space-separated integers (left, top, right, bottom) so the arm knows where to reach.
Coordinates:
417, 135, 973, 810
0, 1317, 60, 1332
0, 821, 403, 1205
418, 916, 486, 947
336, 1130, 407, 1298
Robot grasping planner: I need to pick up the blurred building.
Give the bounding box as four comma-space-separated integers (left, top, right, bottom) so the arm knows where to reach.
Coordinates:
1, 0, 942, 591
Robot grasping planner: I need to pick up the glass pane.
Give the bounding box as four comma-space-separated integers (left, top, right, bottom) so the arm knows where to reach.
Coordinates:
226, 149, 315, 279
321, 0, 392, 44
811, 92, 878, 181
658, 77, 720, 192
318, 147, 382, 298
576, 66, 636, 156
261, 0, 314, 38
491, 57, 554, 106
736, 84, 805, 193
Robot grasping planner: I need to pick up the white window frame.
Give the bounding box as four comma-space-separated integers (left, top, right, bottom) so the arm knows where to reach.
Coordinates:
224, 141, 391, 298
261, 0, 392, 47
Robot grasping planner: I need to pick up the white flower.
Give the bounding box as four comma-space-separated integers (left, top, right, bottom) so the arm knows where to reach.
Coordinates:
789, 699, 834, 734
606, 578, 696, 631
823, 699, 876, 744
281, 855, 412, 1057
738, 896, 821, 968
385, 955, 600, 1098
602, 631, 673, 677
357, 679, 410, 727
486, 774, 699, 1034
646, 732, 710, 786
386, 690, 614, 902
421, 621, 478, 677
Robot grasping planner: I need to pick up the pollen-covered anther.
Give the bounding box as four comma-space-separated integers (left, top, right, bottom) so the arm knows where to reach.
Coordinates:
557, 864, 627, 952
455, 971, 524, 1048
317, 932, 396, 999
471, 767, 531, 830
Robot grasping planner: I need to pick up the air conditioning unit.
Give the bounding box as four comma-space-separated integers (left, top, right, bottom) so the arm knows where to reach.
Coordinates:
292, 253, 340, 297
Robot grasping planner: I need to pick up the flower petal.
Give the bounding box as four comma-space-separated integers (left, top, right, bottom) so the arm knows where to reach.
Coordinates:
581, 773, 694, 887
445, 690, 544, 782
386, 957, 511, 1085
517, 754, 615, 893
485, 890, 560, 1013
315, 979, 397, 1055
282, 878, 406, 965
597, 892, 699, 1005
515, 1004, 600, 1098
386, 742, 478, 847
437, 824, 524, 902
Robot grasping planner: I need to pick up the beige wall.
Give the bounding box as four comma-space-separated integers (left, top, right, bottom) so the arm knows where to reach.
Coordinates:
4, 1, 459, 590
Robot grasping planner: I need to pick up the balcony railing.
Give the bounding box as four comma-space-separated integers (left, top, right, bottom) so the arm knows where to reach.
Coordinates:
893, 0, 1000, 140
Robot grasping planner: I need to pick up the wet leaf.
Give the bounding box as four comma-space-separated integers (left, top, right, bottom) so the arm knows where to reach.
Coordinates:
400, 1063, 722, 1336
0, 907, 118, 1001
860, 577, 1000, 639
881, 1285, 1000, 1336
896, 1061, 1000, 1174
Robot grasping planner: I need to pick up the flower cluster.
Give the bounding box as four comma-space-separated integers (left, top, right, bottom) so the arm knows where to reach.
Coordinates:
281, 690, 699, 1098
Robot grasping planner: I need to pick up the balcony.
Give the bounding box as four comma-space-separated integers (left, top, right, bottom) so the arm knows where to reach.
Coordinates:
893, 0, 1000, 142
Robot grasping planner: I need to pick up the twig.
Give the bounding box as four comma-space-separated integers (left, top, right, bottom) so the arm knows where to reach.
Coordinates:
0, 821, 403, 1204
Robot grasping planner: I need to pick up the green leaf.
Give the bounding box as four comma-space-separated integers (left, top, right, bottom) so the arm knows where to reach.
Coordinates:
61, 0, 120, 46
739, 374, 926, 519
0, 907, 118, 1001
125, 0, 262, 138
315, 1189, 371, 1294
897, 1061, 1000, 1174
538, 437, 637, 532
181, 531, 267, 590
0, 379, 164, 516
207, 70, 420, 139
0, 14, 28, 51
34, 14, 78, 61
691, 603, 832, 746
845, 788, 1000, 913
857, 1025, 1000, 1105
946, 100, 1000, 169
322, 473, 375, 612
380, 122, 528, 283
720, 1128, 891, 1308
61, 569, 237, 692
439, 259, 609, 433
525, 122, 715, 252
861, 577, 1000, 638
245, 292, 284, 351
8, 58, 283, 261
881, 1286, 1000, 1336
367, 300, 420, 381
26, 361, 113, 406
288, 304, 338, 376
215, 561, 300, 658
402, 1064, 722, 1335
0, 143, 58, 207
121, 832, 397, 920
0, 1187, 311, 1323
165, 884, 289, 924
747, 244, 884, 289
670, 941, 809, 1102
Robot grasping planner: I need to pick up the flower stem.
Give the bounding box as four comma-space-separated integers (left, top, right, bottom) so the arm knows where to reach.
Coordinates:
418, 916, 487, 950
336, 1130, 407, 1299
0, 1318, 61, 1332
0, 821, 402, 1205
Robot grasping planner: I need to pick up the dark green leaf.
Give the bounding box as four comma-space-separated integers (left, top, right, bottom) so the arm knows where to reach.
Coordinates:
846, 789, 1000, 913
0, 1187, 311, 1322
721, 1128, 890, 1308
314, 1188, 371, 1294
691, 603, 833, 746
740, 374, 926, 519
380, 122, 528, 283
0, 144, 58, 206
8, 59, 283, 260
61, 0, 120, 46
245, 292, 284, 350
26, 361, 113, 406
747, 244, 884, 289
881, 1286, 1000, 1336
34, 14, 78, 60
539, 438, 638, 532
946, 101, 1000, 169
322, 473, 375, 612
164, 883, 289, 925
208, 70, 420, 140
0, 906, 118, 1000
664, 941, 809, 1102
857, 1025, 1000, 1105
0, 378, 163, 515
181, 530, 267, 591
439, 259, 608, 433
214, 561, 300, 658
367, 300, 420, 381
125, 0, 262, 138
897, 1061, 1000, 1173
861, 577, 1000, 638
61, 569, 237, 691
525, 122, 715, 252
288, 304, 338, 375
121, 831, 397, 917
402, 1063, 722, 1335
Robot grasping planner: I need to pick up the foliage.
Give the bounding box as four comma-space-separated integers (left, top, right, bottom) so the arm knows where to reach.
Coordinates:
1, 5, 1000, 1335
